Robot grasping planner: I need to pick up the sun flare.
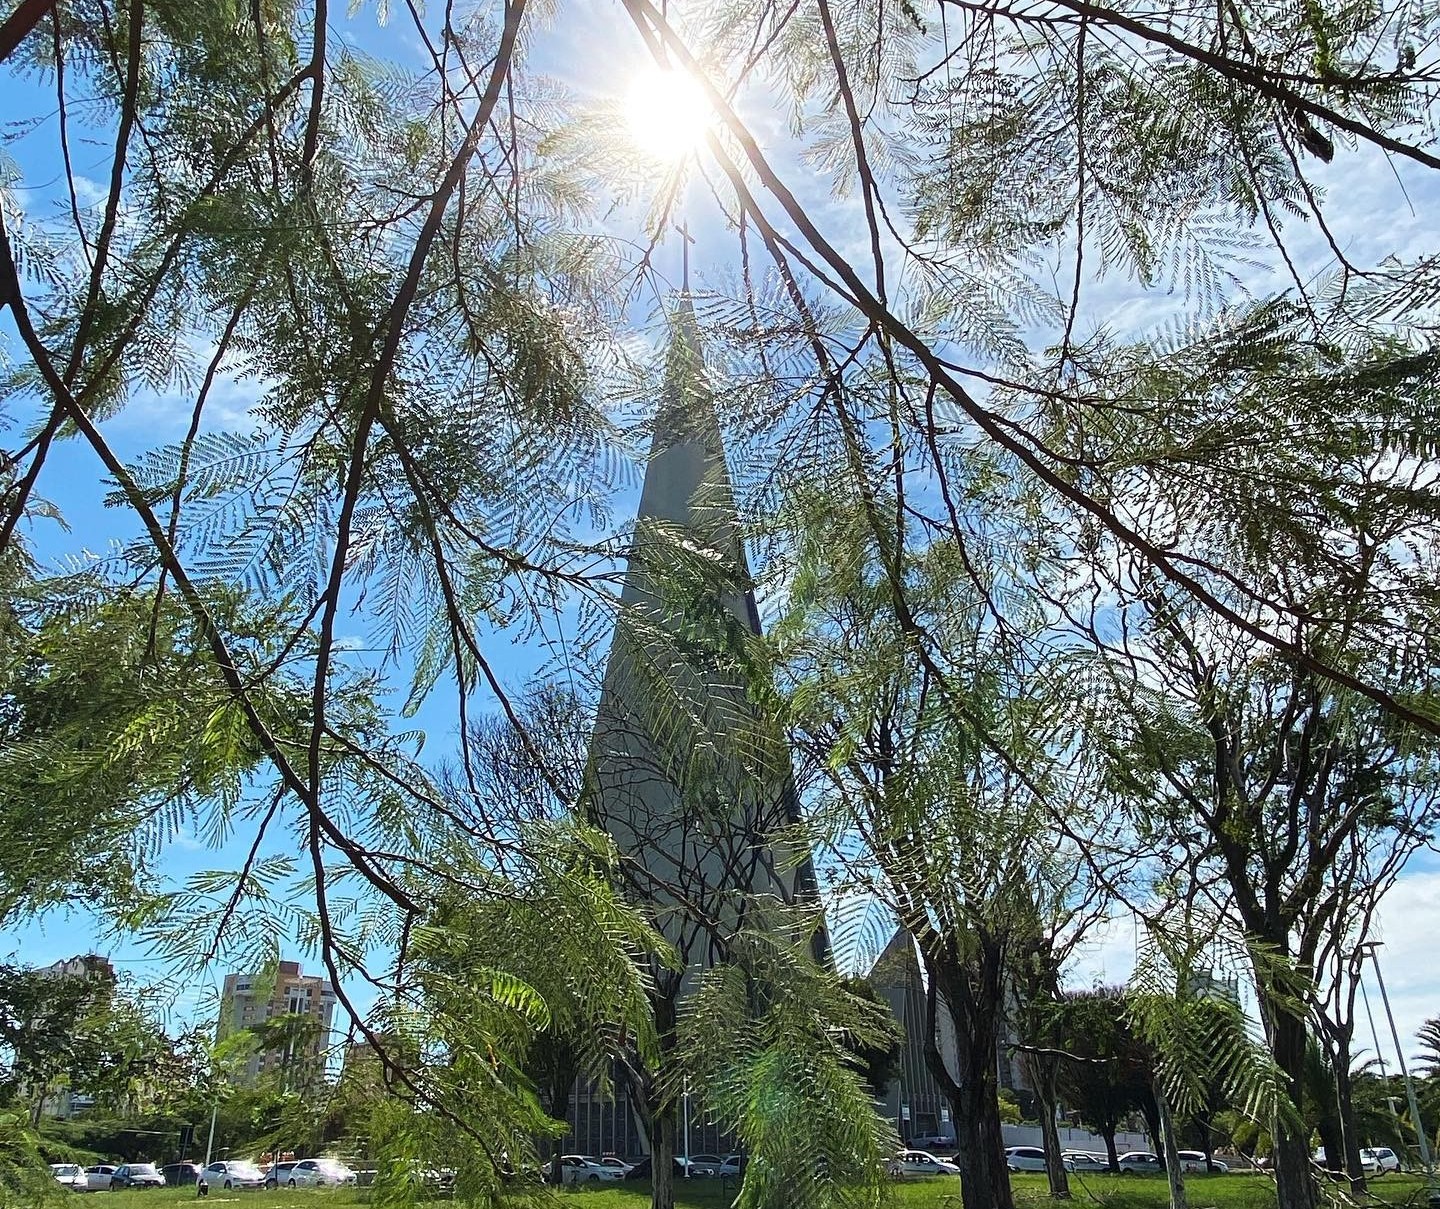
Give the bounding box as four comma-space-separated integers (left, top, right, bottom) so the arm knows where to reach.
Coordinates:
624, 66, 713, 163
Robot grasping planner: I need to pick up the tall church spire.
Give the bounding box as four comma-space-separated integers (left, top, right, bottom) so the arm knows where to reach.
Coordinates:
587, 296, 823, 965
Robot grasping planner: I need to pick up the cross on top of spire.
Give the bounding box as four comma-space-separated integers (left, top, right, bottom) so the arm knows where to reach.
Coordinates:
674, 220, 695, 292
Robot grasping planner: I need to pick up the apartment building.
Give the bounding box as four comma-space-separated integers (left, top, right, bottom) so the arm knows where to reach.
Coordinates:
219, 960, 337, 1088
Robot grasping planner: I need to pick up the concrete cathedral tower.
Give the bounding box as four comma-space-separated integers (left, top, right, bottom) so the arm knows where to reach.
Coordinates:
587, 296, 824, 970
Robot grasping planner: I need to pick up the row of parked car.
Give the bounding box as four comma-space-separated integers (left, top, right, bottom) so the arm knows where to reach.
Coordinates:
888, 1148, 1231, 1178
553, 1153, 743, 1184
48, 1157, 360, 1192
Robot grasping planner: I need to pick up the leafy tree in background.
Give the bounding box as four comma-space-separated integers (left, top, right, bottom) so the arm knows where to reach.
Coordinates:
1079, 574, 1440, 1207
1417, 1017, 1440, 1155
1347, 1065, 1413, 1158
1054, 988, 1150, 1172
0, 961, 112, 1124
773, 479, 1110, 1209
0, 960, 193, 1133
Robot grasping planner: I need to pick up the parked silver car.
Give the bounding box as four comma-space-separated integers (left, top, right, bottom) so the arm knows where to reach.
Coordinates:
286, 1158, 358, 1187
264, 1162, 296, 1188
888, 1150, 960, 1177
49, 1163, 87, 1192
557, 1155, 623, 1184
1062, 1151, 1110, 1173
1117, 1151, 1163, 1174
1005, 1146, 1050, 1172
199, 1160, 266, 1190
1362, 1147, 1402, 1174
83, 1165, 117, 1191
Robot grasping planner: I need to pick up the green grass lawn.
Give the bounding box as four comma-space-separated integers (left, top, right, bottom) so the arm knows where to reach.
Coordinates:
88, 1171, 1438, 1209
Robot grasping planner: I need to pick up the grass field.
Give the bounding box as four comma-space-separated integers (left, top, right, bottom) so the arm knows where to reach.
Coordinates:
86, 1171, 1438, 1209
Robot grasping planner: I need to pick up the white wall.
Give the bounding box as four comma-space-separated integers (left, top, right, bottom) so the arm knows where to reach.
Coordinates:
916, 1124, 1151, 1153
999, 1123, 1151, 1153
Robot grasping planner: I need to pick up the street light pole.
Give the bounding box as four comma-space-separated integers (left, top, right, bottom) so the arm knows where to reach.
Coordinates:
1360, 942, 1438, 1204
1360, 977, 1408, 1145
682, 1076, 691, 1179
202, 1101, 218, 1168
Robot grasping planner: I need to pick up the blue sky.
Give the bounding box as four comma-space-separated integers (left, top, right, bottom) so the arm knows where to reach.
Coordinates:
0, 0, 698, 1033
3, 0, 1440, 1067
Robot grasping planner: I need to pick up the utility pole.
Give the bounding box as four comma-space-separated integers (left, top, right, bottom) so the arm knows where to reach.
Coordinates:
1360, 942, 1438, 1206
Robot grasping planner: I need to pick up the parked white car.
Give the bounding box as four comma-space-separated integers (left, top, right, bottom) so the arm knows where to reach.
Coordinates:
1117, 1151, 1163, 1174
49, 1163, 87, 1192
1178, 1150, 1229, 1173
1062, 1151, 1110, 1172
1005, 1146, 1051, 1172
285, 1158, 358, 1187
1314, 1146, 1401, 1174
558, 1155, 624, 1184
1362, 1147, 1402, 1174
83, 1166, 117, 1191
199, 1160, 266, 1190
889, 1150, 960, 1177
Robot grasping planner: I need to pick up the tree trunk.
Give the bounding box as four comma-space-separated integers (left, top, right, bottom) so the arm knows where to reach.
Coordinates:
1314, 1112, 1344, 1180
1139, 1091, 1162, 1159
544, 1062, 577, 1186
924, 949, 1014, 1209
1156, 1087, 1187, 1209
948, 1073, 1014, 1209
652, 1104, 677, 1209
1031, 1060, 1071, 1199
1195, 1111, 1215, 1170
1265, 1006, 1319, 1209
1102, 1127, 1119, 1172
1332, 1046, 1367, 1193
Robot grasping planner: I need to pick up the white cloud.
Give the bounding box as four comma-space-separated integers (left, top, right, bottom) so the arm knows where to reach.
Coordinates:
1362, 867, 1440, 1064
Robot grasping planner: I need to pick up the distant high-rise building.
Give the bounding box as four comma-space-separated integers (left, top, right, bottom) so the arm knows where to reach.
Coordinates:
1186, 967, 1242, 1007
34, 954, 116, 1118
42, 954, 115, 982
219, 960, 336, 1088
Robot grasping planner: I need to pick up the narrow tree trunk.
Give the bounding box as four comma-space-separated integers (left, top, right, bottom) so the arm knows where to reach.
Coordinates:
922, 947, 1014, 1209
1156, 1087, 1188, 1209
652, 1105, 677, 1209
1314, 1113, 1344, 1179
1196, 1112, 1215, 1170
1332, 1047, 1367, 1193
1139, 1092, 1162, 1158
1031, 1060, 1071, 1199
1266, 1007, 1319, 1209
545, 1063, 576, 1186
1102, 1128, 1119, 1172
949, 1072, 1014, 1209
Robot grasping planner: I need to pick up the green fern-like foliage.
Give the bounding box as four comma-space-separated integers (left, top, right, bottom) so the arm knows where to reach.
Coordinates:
1129, 928, 1302, 1140
0, 1110, 62, 1208
677, 920, 896, 1209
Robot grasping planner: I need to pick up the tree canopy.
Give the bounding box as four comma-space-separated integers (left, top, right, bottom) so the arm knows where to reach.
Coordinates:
4, 0, 1440, 1206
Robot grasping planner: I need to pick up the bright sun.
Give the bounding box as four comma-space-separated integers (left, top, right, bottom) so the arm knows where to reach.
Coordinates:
624, 66, 713, 163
